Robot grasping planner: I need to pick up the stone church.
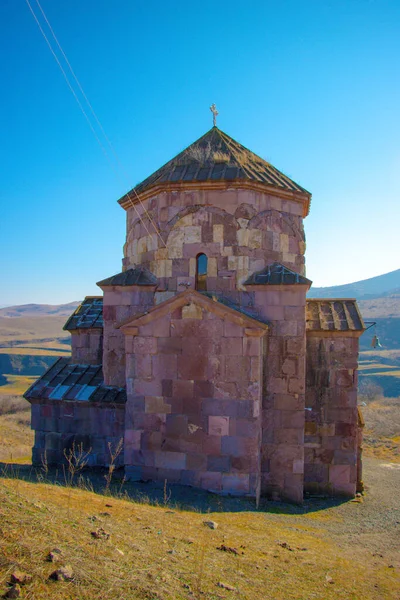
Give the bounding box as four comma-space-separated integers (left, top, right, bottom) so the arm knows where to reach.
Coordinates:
25, 124, 365, 503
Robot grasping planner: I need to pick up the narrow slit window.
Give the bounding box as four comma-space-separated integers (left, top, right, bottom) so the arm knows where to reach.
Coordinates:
196, 253, 207, 291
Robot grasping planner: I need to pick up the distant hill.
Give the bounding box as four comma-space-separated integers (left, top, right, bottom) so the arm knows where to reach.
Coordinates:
0, 302, 80, 318
309, 268, 400, 300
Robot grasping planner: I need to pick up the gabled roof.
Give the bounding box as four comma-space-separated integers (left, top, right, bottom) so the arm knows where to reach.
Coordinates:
63, 297, 103, 331
24, 357, 126, 404
119, 289, 269, 332
306, 299, 365, 332
97, 267, 158, 288
244, 262, 312, 286
118, 127, 311, 211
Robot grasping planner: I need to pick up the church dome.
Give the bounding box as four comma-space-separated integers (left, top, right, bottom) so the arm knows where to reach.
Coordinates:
118, 127, 311, 216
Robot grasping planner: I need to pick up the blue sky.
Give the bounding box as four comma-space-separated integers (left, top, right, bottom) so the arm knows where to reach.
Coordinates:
1, 0, 399, 305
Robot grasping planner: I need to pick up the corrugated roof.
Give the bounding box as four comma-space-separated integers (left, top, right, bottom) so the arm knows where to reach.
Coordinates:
24, 357, 126, 404
244, 262, 312, 286
63, 297, 103, 331
119, 127, 310, 204
97, 267, 158, 287
306, 299, 365, 332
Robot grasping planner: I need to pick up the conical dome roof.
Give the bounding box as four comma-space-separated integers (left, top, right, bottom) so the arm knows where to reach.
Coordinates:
119, 127, 311, 213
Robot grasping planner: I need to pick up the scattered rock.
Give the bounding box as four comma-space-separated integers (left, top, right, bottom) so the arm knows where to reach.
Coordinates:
217, 582, 236, 591
3, 584, 21, 599
325, 575, 334, 584
203, 520, 218, 529
49, 565, 74, 582
105, 504, 113, 508
10, 571, 33, 585
91, 527, 110, 540
167, 549, 176, 555
277, 541, 293, 551
351, 496, 363, 503
183, 538, 195, 545
388, 565, 394, 569
99, 512, 111, 517
46, 547, 62, 562
216, 544, 239, 555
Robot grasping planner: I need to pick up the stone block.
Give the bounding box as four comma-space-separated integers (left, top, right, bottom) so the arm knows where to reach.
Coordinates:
224, 321, 243, 337
220, 337, 243, 355
182, 303, 203, 319
152, 354, 178, 379
177, 354, 208, 380
203, 435, 221, 455
222, 473, 250, 494
154, 451, 186, 470
201, 471, 222, 491
243, 336, 260, 357
133, 337, 157, 355
329, 464, 350, 485
207, 455, 230, 472
166, 414, 188, 436
157, 337, 182, 354
281, 410, 305, 429
208, 416, 229, 436
234, 419, 259, 438
145, 396, 172, 414
133, 379, 162, 396
221, 436, 258, 458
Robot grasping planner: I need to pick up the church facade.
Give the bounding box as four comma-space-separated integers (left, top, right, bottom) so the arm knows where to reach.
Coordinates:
25, 126, 365, 503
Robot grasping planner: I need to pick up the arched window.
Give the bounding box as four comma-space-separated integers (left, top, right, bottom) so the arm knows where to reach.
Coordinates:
196, 253, 208, 291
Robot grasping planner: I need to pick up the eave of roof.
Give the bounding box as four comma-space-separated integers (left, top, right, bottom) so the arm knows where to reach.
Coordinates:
244, 263, 312, 287
97, 267, 158, 288
63, 297, 103, 331
24, 357, 126, 404
306, 298, 365, 333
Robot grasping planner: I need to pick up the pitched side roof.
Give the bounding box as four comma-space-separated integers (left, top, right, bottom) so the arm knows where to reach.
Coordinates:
24, 357, 126, 404
97, 267, 158, 287
118, 127, 311, 208
119, 289, 269, 332
244, 263, 312, 286
306, 299, 365, 332
63, 297, 103, 331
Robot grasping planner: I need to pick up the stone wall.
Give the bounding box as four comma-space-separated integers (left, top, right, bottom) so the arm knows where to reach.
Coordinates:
122, 190, 306, 290
122, 294, 266, 497
30, 400, 125, 468
248, 284, 308, 503
304, 334, 361, 497
99, 285, 155, 386
71, 329, 103, 364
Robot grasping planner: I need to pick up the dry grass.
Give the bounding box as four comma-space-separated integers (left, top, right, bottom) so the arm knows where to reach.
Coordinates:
0, 395, 32, 463
0, 374, 37, 396
362, 396, 400, 462
0, 477, 399, 600
0, 347, 70, 356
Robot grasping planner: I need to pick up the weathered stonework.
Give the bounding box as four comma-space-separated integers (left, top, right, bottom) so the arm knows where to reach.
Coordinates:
25, 126, 365, 502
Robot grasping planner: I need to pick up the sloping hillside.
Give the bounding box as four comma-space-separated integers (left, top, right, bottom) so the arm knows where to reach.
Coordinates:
0, 302, 79, 318
309, 268, 400, 300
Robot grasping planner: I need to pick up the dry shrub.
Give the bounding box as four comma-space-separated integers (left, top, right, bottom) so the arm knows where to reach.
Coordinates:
0, 395, 30, 415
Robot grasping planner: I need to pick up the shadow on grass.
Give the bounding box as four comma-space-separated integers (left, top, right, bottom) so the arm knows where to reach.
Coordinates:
0, 461, 350, 516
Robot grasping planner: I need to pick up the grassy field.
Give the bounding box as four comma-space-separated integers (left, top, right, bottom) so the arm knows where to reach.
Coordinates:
0, 475, 398, 600
0, 391, 399, 598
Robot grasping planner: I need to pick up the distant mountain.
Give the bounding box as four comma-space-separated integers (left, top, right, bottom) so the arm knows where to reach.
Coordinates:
309, 268, 400, 300
0, 302, 80, 318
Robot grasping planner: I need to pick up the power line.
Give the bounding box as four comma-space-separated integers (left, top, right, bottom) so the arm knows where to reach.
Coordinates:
26, 0, 167, 248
